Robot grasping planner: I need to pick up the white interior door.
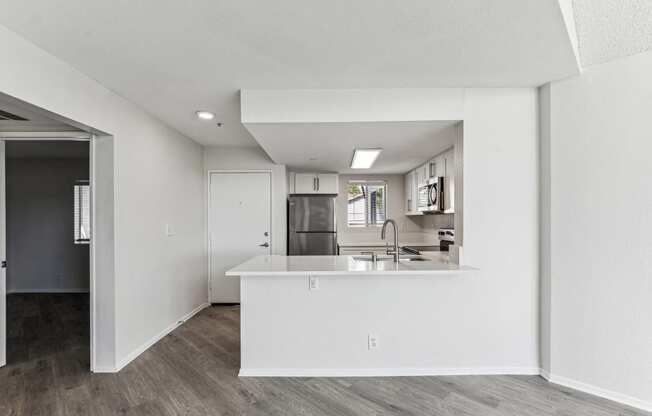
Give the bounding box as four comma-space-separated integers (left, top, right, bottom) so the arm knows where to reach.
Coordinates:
209, 172, 271, 303
0, 141, 5, 367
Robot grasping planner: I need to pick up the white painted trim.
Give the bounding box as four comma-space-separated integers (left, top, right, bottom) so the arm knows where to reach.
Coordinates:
89, 135, 97, 372
239, 366, 541, 378
6, 288, 90, 294
206, 169, 273, 303
95, 302, 210, 373
539, 370, 652, 413
539, 367, 551, 380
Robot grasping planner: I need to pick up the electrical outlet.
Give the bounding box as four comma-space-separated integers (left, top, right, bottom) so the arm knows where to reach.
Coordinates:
308, 275, 319, 290
368, 333, 379, 350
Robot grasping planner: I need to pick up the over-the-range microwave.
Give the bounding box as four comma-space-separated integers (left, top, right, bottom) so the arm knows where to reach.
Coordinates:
417, 177, 444, 213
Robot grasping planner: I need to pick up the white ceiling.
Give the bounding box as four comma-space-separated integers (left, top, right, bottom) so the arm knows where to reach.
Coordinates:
573, 0, 652, 67
244, 121, 460, 174
0, 97, 81, 133
0, 0, 580, 147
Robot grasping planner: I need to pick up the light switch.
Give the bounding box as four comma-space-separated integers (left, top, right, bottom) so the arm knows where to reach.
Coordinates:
309, 275, 319, 290
165, 224, 175, 237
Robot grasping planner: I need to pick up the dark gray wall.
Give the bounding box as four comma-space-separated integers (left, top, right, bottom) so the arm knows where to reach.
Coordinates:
6, 157, 89, 292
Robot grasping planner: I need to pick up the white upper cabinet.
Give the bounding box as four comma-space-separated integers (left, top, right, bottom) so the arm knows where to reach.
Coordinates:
290, 173, 339, 194
415, 163, 428, 187
403, 146, 455, 215
315, 174, 338, 194
293, 173, 317, 193
404, 170, 415, 213
442, 148, 455, 213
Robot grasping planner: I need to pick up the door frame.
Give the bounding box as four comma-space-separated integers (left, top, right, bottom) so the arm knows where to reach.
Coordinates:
0, 135, 96, 371
206, 169, 273, 303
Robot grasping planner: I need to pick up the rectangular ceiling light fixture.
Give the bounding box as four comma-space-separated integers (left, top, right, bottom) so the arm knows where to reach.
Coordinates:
350, 148, 382, 169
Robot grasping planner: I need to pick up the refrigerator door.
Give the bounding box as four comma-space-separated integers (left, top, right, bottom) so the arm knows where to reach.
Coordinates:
288, 196, 336, 232
290, 232, 337, 255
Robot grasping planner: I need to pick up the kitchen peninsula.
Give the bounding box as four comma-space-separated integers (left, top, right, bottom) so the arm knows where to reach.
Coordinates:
226, 254, 476, 377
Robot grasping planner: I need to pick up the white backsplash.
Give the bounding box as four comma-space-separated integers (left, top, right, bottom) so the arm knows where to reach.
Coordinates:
414, 213, 455, 234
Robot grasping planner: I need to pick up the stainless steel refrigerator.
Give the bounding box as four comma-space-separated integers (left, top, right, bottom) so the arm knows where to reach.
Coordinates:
288, 195, 337, 255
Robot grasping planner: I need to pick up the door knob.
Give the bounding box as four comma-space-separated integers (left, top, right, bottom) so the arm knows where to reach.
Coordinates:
264, 232, 269, 236
259, 242, 269, 247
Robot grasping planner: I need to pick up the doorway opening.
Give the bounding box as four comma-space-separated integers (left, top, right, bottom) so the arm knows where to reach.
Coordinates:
0, 91, 116, 373
4, 140, 91, 368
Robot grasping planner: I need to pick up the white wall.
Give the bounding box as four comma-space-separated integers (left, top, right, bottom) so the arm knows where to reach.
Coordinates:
461, 89, 539, 371
542, 51, 652, 410
0, 25, 206, 371
6, 157, 89, 293
203, 146, 287, 255
242, 88, 540, 372
538, 84, 552, 375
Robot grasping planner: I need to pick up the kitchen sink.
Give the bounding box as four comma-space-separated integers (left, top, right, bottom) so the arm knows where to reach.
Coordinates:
400, 256, 431, 262
352, 255, 394, 262
352, 255, 430, 262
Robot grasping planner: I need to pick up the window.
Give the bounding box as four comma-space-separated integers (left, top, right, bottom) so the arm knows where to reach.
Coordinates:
74, 181, 90, 244
347, 181, 387, 227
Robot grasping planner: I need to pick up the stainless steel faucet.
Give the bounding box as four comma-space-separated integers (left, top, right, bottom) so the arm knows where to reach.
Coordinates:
381, 219, 399, 262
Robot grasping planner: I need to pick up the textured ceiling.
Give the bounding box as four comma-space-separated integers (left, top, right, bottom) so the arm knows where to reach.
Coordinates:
0, 0, 580, 146
573, 0, 652, 67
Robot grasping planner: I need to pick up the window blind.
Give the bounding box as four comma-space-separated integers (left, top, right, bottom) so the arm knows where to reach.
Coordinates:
74, 181, 90, 244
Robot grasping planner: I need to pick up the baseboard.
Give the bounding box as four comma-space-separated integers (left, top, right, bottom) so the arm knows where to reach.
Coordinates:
239, 366, 541, 378
7, 288, 90, 294
539, 367, 551, 380
539, 369, 652, 413
94, 302, 210, 373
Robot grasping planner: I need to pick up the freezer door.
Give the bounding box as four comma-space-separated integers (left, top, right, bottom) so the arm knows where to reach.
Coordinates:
288, 196, 336, 232
289, 232, 337, 255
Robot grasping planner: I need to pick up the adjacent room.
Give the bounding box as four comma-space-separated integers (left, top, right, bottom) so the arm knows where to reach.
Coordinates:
0, 1, 651, 415
5, 140, 90, 367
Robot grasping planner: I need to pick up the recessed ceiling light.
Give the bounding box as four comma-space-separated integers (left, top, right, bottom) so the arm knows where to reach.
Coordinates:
351, 148, 382, 169
195, 110, 215, 120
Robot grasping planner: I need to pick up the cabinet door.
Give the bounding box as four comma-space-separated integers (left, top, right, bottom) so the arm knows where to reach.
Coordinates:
435, 155, 446, 177
415, 164, 426, 186
316, 174, 338, 194
443, 149, 455, 212
294, 173, 317, 193
405, 170, 415, 213
444, 148, 455, 177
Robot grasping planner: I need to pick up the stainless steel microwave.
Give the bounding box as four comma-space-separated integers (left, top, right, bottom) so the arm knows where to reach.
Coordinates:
417, 177, 444, 213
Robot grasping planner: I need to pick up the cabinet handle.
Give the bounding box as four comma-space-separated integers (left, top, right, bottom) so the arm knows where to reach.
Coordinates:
313, 177, 317, 191
317, 177, 320, 191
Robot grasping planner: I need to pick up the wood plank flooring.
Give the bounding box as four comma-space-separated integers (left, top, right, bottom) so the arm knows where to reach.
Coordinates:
0, 295, 649, 416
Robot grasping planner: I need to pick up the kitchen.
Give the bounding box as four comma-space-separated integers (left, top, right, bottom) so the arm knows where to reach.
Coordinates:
226, 118, 474, 376
287, 145, 457, 260
202, 87, 539, 384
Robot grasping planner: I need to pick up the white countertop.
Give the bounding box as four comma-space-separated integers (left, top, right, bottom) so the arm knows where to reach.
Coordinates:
226, 255, 475, 277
